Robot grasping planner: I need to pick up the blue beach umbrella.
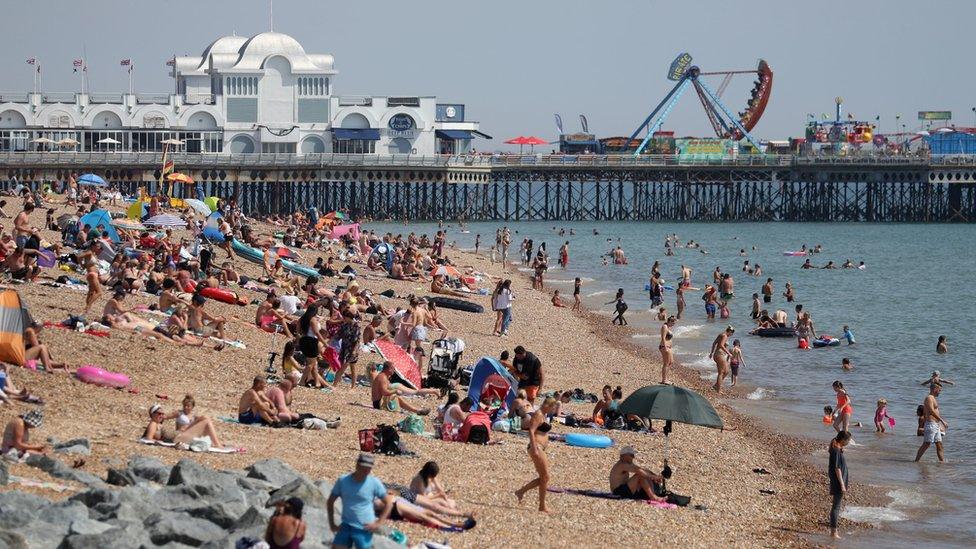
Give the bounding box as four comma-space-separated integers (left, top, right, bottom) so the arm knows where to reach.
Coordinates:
77, 173, 107, 187
78, 209, 120, 243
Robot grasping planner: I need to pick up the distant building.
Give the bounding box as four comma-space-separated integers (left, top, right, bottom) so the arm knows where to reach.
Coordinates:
0, 31, 488, 155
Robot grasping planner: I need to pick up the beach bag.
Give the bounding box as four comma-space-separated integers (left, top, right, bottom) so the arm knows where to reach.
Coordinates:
302, 418, 328, 430
376, 424, 401, 455
603, 409, 624, 430
398, 414, 425, 435
188, 436, 213, 453
358, 429, 377, 452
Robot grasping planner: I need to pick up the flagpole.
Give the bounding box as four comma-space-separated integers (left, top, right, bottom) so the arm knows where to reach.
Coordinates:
129, 64, 133, 96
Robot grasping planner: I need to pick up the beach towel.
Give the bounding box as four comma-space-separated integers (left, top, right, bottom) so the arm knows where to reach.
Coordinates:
547, 487, 677, 509
137, 438, 246, 454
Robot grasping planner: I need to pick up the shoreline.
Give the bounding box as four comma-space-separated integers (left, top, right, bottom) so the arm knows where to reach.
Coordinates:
503, 254, 893, 543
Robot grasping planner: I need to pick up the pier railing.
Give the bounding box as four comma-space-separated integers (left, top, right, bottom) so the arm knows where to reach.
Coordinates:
1, 151, 976, 169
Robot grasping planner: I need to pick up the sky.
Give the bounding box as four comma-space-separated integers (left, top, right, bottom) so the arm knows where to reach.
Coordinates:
2, 0, 974, 149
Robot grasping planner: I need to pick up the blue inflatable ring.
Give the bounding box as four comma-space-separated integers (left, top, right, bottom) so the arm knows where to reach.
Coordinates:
565, 433, 613, 449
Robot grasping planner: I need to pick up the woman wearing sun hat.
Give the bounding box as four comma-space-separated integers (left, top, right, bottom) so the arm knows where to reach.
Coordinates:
2, 409, 46, 458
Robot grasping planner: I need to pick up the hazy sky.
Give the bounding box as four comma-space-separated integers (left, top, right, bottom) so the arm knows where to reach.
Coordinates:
2, 0, 973, 149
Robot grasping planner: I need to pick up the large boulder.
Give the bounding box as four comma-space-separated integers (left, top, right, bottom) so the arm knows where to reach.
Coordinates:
68, 518, 114, 536
105, 467, 139, 487
51, 438, 92, 456
244, 458, 301, 488
24, 454, 105, 487
145, 511, 226, 546
266, 477, 329, 509
0, 530, 28, 549
90, 485, 157, 523
59, 520, 152, 549
37, 500, 90, 528
0, 491, 50, 514
185, 499, 250, 529
128, 455, 171, 484
167, 459, 238, 497
69, 487, 119, 509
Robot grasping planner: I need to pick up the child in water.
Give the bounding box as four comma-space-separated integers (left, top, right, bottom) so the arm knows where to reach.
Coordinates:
729, 339, 744, 386
719, 300, 731, 319
842, 358, 854, 371
874, 398, 891, 433
842, 325, 856, 345
916, 405, 925, 436
823, 405, 834, 426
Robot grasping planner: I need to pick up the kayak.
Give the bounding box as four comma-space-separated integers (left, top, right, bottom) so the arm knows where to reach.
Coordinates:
199, 286, 245, 306
231, 239, 318, 279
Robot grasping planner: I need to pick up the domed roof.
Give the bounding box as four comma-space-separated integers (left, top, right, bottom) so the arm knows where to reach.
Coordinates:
238, 32, 306, 58
201, 35, 249, 58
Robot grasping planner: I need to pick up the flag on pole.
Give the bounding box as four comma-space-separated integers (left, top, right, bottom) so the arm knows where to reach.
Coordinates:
73, 59, 83, 72
165, 57, 176, 67
25, 57, 36, 65
554, 114, 564, 135
120, 58, 132, 72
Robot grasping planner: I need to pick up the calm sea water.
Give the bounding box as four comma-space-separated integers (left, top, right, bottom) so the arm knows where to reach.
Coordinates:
367, 220, 975, 547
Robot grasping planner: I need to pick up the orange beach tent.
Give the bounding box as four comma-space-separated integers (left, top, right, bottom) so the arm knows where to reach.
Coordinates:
0, 289, 27, 366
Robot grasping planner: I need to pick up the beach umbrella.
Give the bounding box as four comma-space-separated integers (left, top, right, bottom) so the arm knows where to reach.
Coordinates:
324, 210, 347, 220
57, 138, 79, 147
77, 173, 107, 187
619, 384, 723, 475
96, 137, 121, 145
202, 211, 224, 241
167, 172, 194, 184
431, 265, 462, 278
56, 213, 76, 230
126, 200, 148, 220
143, 214, 187, 228
0, 290, 27, 366
184, 198, 211, 216
271, 245, 298, 259
31, 137, 55, 145
110, 218, 146, 231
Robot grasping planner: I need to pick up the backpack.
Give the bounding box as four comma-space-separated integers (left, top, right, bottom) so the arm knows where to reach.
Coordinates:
375, 424, 401, 455
603, 409, 624, 430
466, 424, 489, 445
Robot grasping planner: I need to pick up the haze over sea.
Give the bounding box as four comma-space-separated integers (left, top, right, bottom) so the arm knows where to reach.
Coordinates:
368, 220, 976, 548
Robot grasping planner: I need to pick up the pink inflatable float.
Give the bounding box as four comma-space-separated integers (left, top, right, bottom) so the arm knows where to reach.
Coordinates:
76, 365, 130, 388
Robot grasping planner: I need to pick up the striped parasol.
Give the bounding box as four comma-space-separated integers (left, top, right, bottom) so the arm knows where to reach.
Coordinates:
142, 214, 187, 228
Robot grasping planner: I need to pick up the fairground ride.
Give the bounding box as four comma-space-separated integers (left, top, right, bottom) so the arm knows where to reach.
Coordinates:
627, 53, 773, 155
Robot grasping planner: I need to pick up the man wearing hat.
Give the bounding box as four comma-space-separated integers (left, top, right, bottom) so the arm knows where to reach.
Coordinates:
609, 446, 667, 502
1, 409, 46, 458
328, 453, 392, 548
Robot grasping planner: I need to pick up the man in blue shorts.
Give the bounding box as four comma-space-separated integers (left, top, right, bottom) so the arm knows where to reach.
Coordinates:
329, 453, 392, 548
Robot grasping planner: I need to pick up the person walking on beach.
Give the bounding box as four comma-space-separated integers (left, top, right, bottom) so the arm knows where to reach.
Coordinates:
710, 325, 734, 393
491, 279, 514, 336
608, 288, 628, 326
659, 316, 676, 384
915, 383, 948, 463
474, 234, 480, 255
827, 430, 852, 540
572, 277, 582, 313
515, 397, 558, 513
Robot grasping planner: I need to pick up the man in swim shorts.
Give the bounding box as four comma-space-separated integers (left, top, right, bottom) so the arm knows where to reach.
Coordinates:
609, 446, 667, 502
370, 361, 430, 415
237, 375, 278, 425
761, 278, 773, 304
513, 346, 543, 403
915, 383, 948, 463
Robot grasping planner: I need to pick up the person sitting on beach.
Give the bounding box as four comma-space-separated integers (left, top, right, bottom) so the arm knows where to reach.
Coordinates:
188, 294, 227, 340
0, 363, 42, 404
551, 290, 566, 308
362, 315, 388, 347
591, 385, 613, 425
609, 446, 667, 502
157, 278, 183, 312
255, 295, 294, 338
370, 361, 433, 415
144, 403, 225, 448
1, 409, 46, 458
238, 375, 279, 425
510, 390, 534, 425
408, 461, 470, 518
442, 396, 472, 432
25, 323, 71, 373
266, 379, 300, 424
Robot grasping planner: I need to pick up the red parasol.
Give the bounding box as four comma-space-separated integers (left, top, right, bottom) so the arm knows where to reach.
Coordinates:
505, 135, 549, 152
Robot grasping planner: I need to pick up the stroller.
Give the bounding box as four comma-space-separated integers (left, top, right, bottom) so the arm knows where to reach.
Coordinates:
425, 338, 464, 388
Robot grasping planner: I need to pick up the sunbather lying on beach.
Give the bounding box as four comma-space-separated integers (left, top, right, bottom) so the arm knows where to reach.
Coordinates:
430, 275, 466, 298
377, 490, 475, 531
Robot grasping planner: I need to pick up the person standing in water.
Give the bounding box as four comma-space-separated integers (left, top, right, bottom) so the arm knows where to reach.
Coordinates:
710, 326, 734, 393
831, 381, 853, 432
936, 335, 948, 354
827, 430, 852, 540
474, 234, 480, 255
675, 285, 685, 320
915, 383, 948, 463
761, 278, 773, 304
782, 282, 795, 303
729, 339, 745, 387
659, 316, 676, 384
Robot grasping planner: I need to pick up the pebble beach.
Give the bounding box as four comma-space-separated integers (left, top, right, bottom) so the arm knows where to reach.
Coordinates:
0, 205, 885, 547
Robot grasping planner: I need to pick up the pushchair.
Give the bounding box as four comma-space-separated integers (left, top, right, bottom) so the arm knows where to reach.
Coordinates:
425, 338, 464, 388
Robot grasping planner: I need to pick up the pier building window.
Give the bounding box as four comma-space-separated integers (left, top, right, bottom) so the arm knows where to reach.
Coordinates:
0, 130, 30, 152
333, 138, 375, 154
298, 77, 329, 96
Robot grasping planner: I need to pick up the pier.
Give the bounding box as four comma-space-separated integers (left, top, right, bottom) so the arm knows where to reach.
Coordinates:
2, 152, 976, 222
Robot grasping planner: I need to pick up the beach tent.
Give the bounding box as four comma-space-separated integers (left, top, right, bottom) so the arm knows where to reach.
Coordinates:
329, 222, 361, 241
202, 211, 224, 241
467, 357, 518, 411
369, 243, 395, 271
0, 290, 27, 366
79, 209, 120, 243
126, 200, 148, 220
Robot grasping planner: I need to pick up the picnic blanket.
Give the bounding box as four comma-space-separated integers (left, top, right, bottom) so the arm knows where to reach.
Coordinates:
137, 438, 245, 454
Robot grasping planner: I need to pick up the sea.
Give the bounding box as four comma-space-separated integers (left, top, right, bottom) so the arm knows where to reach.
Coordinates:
365, 219, 974, 548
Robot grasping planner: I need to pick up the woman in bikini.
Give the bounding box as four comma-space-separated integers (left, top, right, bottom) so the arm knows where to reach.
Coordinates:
796, 312, 816, 347
515, 397, 559, 513
659, 316, 676, 384
264, 497, 306, 549
710, 325, 734, 394
143, 403, 225, 448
